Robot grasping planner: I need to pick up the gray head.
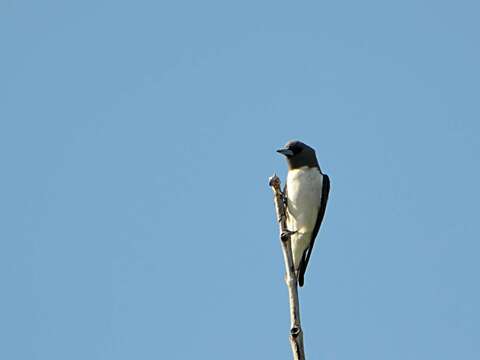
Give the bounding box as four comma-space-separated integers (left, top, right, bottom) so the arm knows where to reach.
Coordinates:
277, 140, 320, 170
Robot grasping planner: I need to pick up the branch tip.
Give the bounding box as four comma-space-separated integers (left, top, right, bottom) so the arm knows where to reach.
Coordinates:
269, 174, 281, 188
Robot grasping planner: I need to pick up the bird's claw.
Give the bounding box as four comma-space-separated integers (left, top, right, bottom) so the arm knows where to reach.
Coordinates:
281, 229, 297, 242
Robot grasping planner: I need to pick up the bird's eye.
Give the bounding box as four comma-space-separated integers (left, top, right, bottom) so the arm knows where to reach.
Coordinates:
291, 146, 302, 154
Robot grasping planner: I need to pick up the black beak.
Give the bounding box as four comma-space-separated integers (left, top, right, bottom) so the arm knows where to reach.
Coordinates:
277, 148, 294, 156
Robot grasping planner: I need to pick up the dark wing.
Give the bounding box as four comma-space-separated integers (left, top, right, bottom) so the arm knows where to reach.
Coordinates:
298, 174, 330, 287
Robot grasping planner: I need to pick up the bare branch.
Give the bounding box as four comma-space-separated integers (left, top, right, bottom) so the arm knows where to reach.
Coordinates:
269, 174, 306, 360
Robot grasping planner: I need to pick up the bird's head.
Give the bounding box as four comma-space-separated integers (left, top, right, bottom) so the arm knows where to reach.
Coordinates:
277, 140, 319, 170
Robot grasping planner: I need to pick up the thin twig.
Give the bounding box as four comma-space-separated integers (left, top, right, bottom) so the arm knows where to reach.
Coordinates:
269, 174, 306, 360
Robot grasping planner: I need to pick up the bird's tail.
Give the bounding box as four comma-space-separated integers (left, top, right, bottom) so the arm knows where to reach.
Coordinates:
297, 266, 305, 287
296, 251, 308, 287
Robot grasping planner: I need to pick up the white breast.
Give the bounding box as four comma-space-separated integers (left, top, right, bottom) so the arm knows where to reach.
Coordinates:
286, 166, 323, 268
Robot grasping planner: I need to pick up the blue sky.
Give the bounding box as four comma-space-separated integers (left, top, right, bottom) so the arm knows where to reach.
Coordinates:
2, 1, 480, 359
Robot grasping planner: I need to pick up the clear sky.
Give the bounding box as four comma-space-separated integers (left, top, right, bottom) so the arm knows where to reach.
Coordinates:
2, 1, 480, 359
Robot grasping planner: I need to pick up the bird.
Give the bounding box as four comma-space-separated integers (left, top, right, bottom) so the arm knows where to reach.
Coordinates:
277, 140, 330, 287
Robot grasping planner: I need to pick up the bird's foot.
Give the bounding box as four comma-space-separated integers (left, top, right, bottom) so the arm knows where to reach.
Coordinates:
281, 229, 297, 242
